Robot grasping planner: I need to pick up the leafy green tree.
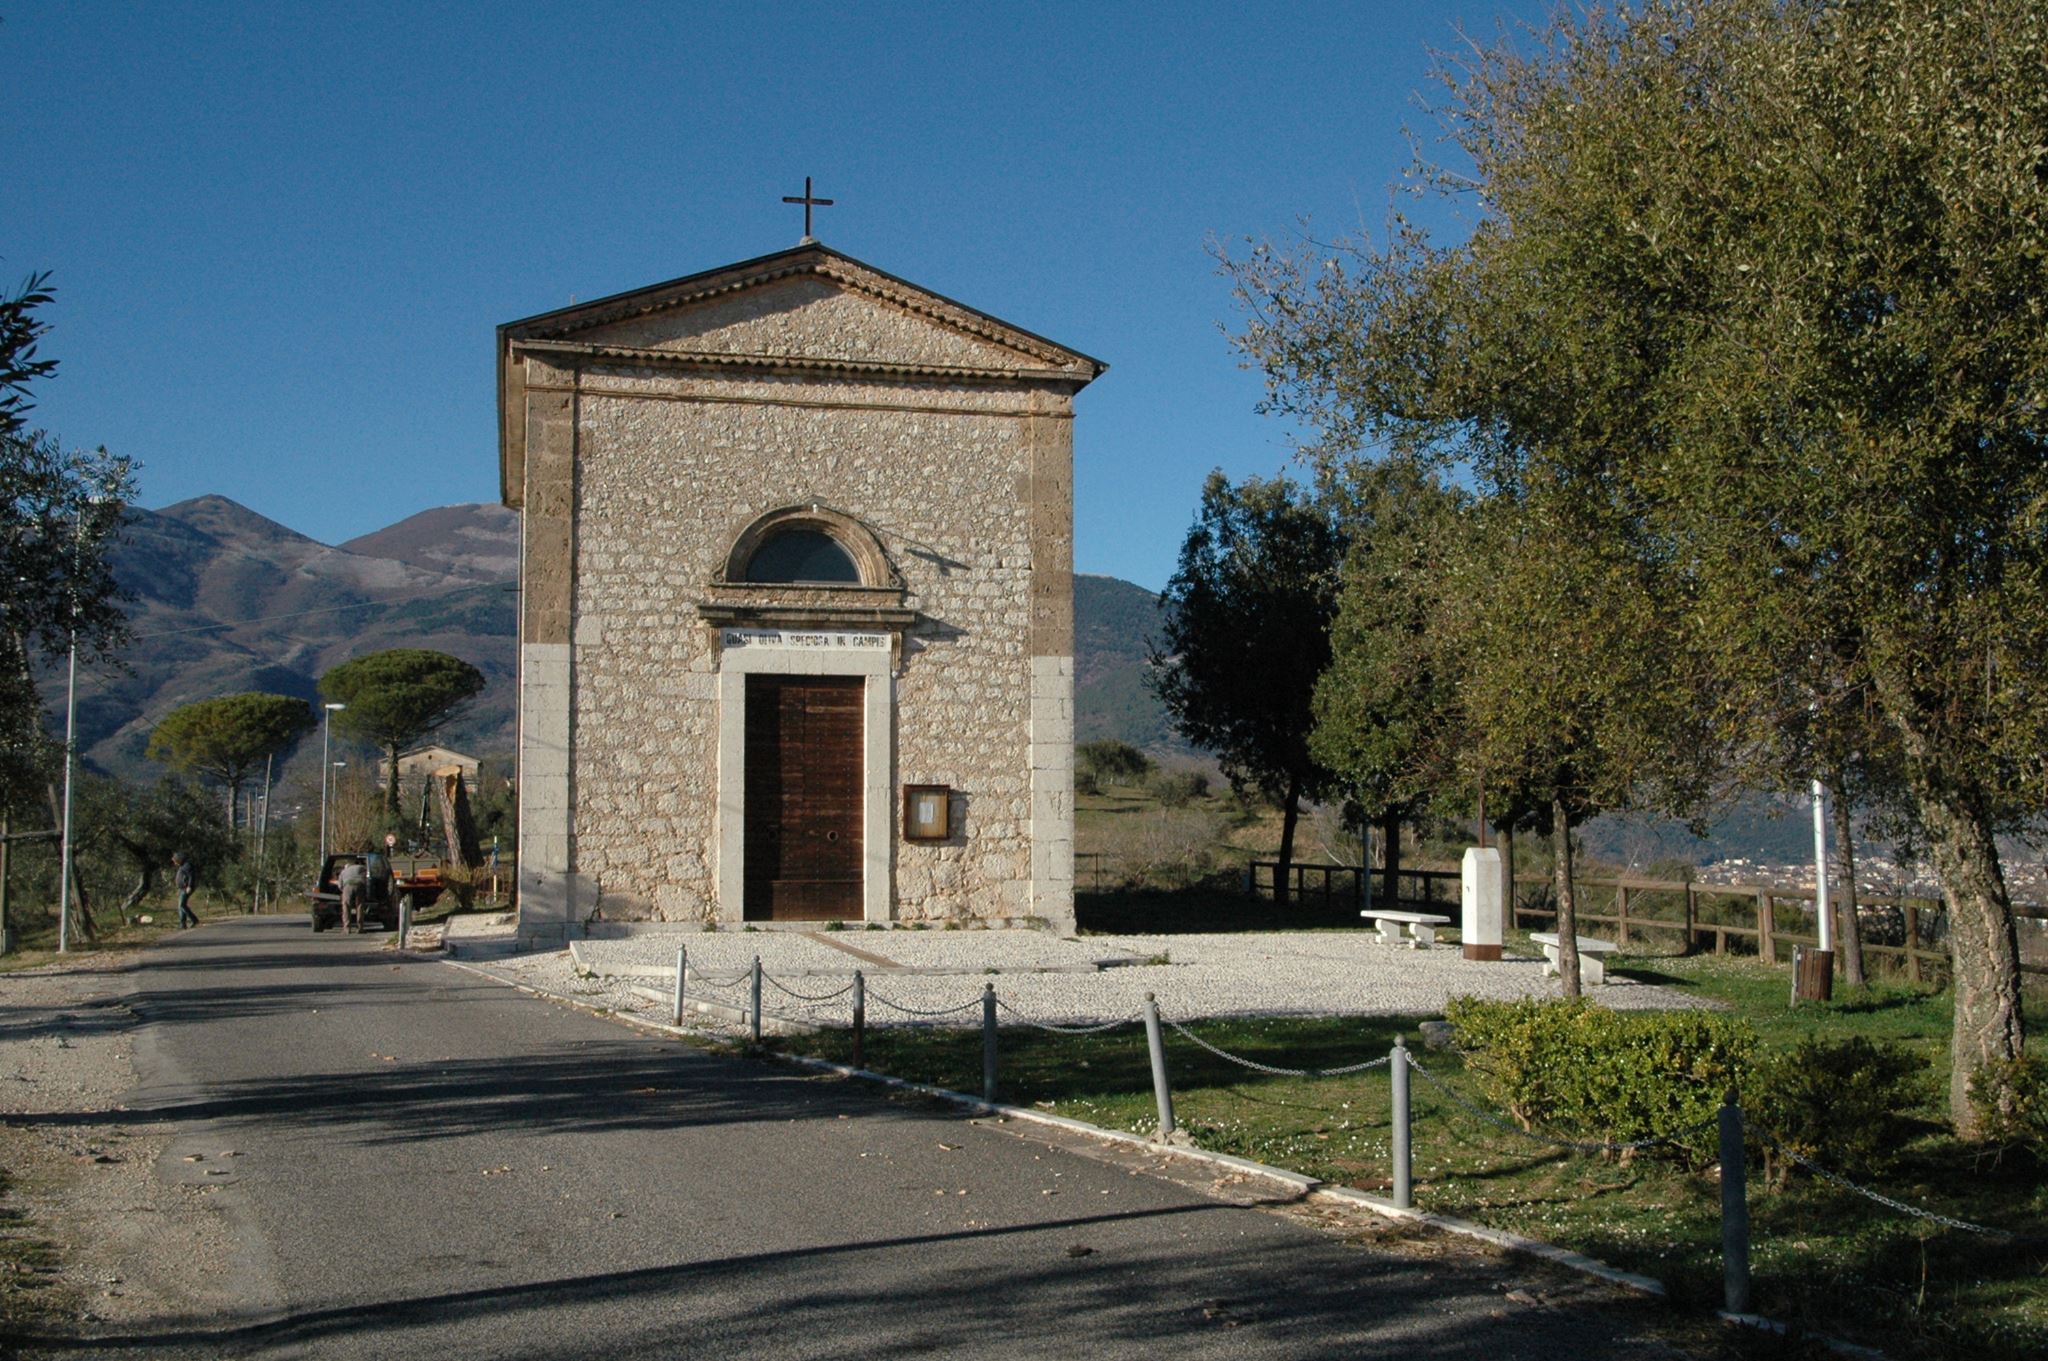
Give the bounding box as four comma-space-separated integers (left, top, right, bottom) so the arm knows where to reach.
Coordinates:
74, 774, 236, 918
146, 693, 312, 828
1224, 0, 2043, 1127
1311, 461, 1469, 909
1, 273, 58, 442
471, 756, 517, 852
1152, 472, 1345, 905
319, 649, 486, 814
1, 275, 135, 816
1453, 491, 1710, 994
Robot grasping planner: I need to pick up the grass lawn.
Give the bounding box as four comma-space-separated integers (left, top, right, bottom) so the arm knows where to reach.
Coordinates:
785, 948, 2048, 1360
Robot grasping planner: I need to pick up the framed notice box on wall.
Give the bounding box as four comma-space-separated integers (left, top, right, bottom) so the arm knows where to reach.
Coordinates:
903, 785, 951, 841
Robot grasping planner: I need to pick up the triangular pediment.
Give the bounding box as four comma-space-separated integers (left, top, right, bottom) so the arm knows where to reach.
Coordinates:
501, 243, 1104, 381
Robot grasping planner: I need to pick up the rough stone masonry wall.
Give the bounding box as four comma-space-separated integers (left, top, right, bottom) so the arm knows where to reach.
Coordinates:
567, 365, 1066, 924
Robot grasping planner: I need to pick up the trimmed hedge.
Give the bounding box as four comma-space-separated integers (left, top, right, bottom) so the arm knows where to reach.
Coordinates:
1443, 997, 1932, 1177
1748, 1036, 1929, 1184
1442, 997, 1754, 1164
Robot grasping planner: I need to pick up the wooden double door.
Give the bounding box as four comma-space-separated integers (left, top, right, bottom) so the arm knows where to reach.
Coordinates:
743, 675, 864, 921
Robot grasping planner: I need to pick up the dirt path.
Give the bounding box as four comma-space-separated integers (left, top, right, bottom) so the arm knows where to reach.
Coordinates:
0, 952, 240, 1341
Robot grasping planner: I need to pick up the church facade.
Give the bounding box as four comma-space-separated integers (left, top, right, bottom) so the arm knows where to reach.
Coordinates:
497, 242, 1103, 941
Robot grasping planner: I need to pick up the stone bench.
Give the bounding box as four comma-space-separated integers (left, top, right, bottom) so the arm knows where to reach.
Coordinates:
1530, 932, 1620, 986
1361, 910, 1453, 949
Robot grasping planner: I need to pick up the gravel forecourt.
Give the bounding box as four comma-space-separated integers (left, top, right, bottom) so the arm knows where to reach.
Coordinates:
448, 920, 1701, 1038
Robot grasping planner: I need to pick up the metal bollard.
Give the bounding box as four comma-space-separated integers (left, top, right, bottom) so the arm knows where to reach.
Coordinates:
982, 982, 998, 1104
673, 945, 687, 1027
751, 955, 763, 1045
1391, 1034, 1412, 1210
1142, 993, 1176, 1140
852, 969, 866, 1070
1720, 1090, 1751, 1314
397, 898, 411, 950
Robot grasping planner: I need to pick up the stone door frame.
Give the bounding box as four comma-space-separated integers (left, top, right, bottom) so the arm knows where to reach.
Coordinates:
715, 631, 893, 925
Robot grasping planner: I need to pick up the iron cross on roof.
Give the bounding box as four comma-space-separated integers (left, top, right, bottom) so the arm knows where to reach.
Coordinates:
781, 176, 835, 240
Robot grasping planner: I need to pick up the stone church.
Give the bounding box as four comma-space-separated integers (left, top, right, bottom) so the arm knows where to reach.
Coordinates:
497, 241, 1104, 942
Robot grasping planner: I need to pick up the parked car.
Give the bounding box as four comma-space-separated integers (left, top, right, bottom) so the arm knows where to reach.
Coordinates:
307, 855, 446, 932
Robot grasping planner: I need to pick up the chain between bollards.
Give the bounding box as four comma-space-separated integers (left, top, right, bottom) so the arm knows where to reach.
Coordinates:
1391, 1034, 1411, 1210
1142, 994, 1176, 1140
852, 969, 866, 1069
981, 982, 998, 1104
750, 955, 763, 1045
1720, 1089, 1750, 1315
672, 945, 687, 1027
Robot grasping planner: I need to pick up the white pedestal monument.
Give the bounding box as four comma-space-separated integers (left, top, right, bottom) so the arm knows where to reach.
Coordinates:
1461, 846, 1503, 961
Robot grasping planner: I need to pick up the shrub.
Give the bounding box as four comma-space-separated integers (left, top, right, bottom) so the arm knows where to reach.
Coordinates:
1443, 996, 1755, 1163
1074, 767, 1101, 796
1747, 1036, 1929, 1185
1077, 740, 1152, 786
1150, 770, 1208, 808
1967, 1054, 2048, 1160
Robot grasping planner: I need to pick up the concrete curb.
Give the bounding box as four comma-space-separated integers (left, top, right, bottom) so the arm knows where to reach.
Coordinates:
1716, 1312, 1886, 1359
1307, 1186, 1666, 1296
435, 950, 1889, 1355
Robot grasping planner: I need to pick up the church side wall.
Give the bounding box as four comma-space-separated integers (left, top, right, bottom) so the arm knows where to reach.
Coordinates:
565, 367, 1072, 926
1026, 390, 1076, 934
514, 364, 583, 942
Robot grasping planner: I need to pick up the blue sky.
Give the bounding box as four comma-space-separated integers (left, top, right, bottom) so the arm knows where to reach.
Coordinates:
7, 1, 1537, 592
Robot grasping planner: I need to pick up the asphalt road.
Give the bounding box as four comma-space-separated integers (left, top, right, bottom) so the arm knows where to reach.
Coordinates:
36, 918, 1690, 1359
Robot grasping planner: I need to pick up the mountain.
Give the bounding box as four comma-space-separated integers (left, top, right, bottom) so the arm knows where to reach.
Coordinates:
1074, 573, 1188, 756
340, 504, 520, 581
52, 498, 517, 788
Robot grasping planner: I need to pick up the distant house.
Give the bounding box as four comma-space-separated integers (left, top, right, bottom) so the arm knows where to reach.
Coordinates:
397, 745, 481, 783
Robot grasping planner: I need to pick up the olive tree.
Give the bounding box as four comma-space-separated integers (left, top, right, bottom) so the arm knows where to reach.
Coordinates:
1225, 0, 2043, 1129
1, 275, 134, 815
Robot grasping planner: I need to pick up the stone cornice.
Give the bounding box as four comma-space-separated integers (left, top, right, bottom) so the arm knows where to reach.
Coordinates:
511, 336, 1095, 389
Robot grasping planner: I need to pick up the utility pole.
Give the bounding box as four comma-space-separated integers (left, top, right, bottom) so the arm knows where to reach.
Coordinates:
56, 625, 77, 953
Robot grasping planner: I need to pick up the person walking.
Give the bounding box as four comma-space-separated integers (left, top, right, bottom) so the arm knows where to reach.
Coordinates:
172, 851, 199, 929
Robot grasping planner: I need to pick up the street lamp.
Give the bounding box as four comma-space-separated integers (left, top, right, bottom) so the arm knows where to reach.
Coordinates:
55, 506, 91, 954
320, 703, 346, 861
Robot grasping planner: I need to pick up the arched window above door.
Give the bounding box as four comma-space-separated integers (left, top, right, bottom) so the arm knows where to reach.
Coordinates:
742, 528, 861, 584
720, 505, 899, 591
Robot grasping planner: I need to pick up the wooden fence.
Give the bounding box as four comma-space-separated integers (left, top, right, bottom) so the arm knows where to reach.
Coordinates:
1506, 876, 1965, 981
1247, 860, 2048, 982
1245, 861, 1460, 913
